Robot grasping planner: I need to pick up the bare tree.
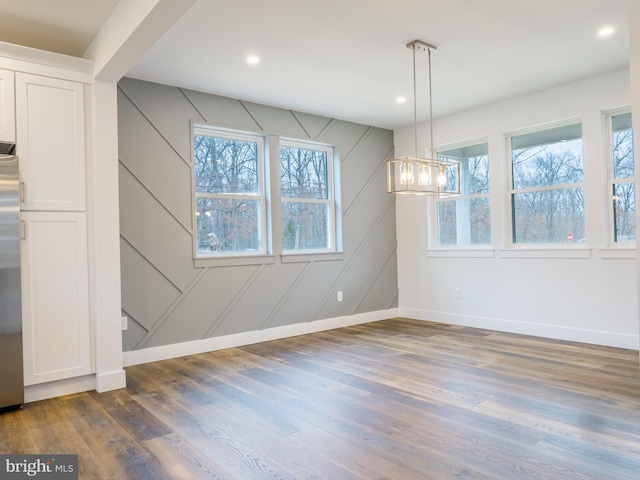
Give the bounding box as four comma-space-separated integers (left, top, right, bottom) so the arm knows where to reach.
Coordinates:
612, 128, 635, 240
280, 146, 329, 250
194, 136, 261, 252
512, 145, 584, 243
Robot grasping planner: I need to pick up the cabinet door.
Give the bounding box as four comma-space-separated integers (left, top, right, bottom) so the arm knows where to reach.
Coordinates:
16, 73, 86, 211
21, 211, 92, 385
0, 69, 15, 143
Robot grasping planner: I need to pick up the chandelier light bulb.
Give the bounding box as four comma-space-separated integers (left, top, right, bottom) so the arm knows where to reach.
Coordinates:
437, 166, 446, 188
400, 162, 414, 184
419, 165, 431, 186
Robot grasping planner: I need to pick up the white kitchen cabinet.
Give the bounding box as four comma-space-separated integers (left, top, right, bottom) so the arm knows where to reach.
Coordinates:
21, 211, 91, 386
0, 68, 15, 143
16, 73, 86, 211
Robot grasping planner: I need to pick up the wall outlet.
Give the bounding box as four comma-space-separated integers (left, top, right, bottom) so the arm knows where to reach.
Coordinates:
121, 316, 128, 331
337, 291, 343, 302
455, 288, 462, 299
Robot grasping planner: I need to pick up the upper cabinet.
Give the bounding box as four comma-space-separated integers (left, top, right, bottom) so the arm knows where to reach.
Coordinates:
0, 68, 15, 143
16, 73, 86, 211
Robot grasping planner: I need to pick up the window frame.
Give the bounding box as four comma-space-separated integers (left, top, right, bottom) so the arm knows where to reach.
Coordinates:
192, 124, 269, 260
435, 140, 491, 247
605, 109, 635, 248
191, 124, 343, 266
279, 138, 338, 255
506, 120, 586, 248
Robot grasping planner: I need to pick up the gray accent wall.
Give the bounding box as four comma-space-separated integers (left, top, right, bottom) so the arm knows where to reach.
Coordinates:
118, 77, 397, 352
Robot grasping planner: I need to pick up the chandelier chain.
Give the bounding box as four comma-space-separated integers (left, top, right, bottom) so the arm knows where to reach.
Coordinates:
428, 48, 434, 160
413, 44, 418, 158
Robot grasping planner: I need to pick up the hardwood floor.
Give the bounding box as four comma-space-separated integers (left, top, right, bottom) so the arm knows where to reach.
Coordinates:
2, 318, 640, 479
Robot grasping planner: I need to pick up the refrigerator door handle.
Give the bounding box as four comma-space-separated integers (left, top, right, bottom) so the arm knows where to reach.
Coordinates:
20, 181, 25, 203
21, 219, 26, 241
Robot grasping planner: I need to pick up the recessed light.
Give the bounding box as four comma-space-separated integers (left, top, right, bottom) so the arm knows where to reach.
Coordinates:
396, 96, 407, 104
246, 55, 260, 65
597, 26, 615, 38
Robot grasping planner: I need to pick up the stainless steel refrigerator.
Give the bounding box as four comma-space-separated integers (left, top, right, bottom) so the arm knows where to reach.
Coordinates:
0, 146, 23, 411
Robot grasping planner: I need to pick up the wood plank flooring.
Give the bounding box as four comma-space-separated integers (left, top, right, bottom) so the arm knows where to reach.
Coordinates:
2, 318, 640, 479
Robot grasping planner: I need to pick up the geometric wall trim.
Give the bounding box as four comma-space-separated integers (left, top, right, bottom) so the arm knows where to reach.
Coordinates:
118, 77, 398, 352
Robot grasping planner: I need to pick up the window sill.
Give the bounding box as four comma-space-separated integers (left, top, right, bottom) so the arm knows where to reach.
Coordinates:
195, 254, 277, 268
499, 247, 591, 259
426, 248, 495, 258
598, 247, 636, 259
281, 251, 345, 263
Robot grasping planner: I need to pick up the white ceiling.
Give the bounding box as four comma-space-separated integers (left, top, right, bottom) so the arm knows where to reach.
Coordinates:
0, 0, 630, 130
0, 0, 120, 57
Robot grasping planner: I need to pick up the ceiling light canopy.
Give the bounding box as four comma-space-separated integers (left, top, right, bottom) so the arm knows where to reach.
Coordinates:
387, 40, 460, 196
246, 55, 260, 65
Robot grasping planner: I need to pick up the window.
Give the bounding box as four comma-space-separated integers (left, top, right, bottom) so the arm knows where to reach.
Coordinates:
193, 127, 267, 256
192, 126, 340, 261
280, 140, 336, 252
609, 112, 635, 243
436, 142, 490, 245
509, 123, 584, 244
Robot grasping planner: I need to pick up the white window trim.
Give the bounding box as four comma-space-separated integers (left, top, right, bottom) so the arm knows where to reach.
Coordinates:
281, 252, 345, 263
604, 108, 635, 249
505, 119, 585, 248
499, 247, 591, 259
191, 126, 343, 265
430, 139, 491, 250
192, 125, 269, 260
426, 247, 495, 258
195, 254, 277, 268
279, 139, 338, 255
598, 247, 635, 259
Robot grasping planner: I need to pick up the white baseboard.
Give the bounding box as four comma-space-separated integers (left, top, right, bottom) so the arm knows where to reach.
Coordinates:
95, 369, 127, 392
23, 371, 126, 404
25, 375, 96, 404
123, 308, 399, 367
399, 307, 640, 350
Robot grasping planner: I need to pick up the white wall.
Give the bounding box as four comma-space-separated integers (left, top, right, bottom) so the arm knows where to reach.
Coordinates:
630, 0, 640, 359
394, 68, 639, 349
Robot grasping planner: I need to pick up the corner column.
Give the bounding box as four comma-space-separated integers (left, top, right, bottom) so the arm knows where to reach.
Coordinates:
90, 78, 126, 392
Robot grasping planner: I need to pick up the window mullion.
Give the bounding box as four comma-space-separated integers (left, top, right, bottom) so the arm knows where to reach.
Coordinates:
510, 182, 584, 195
